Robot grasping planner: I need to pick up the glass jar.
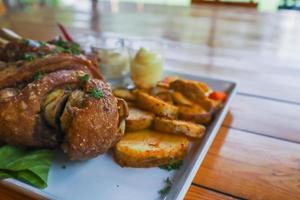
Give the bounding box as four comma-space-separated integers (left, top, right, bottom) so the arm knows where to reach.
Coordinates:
92, 37, 131, 81
129, 39, 164, 88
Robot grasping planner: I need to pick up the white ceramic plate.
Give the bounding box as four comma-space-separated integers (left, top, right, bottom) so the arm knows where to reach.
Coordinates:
2, 70, 237, 200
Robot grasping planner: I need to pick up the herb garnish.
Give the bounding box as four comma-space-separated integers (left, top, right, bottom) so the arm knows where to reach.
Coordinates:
159, 160, 183, 171
54, 38, 81, 55
38, 41, 47, 47
34, 72, 47, 80
79, 74, 90, 84
89, 87, 104, 99
0, 145, 53, 189
159, 177, 172, 198
23, 53, 36, 61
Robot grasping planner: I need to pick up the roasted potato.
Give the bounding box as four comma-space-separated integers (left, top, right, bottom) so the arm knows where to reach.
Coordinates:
153, 117, 206, 138
169, 79, 208, 102
198, 97, 222, 112
136, 91, 178, 119
178, 106, 212, 124
172, 91, 193, 106
113, 88, 136, 101
151, 86, 173, 103
156, 76, 179, 88
115, 129, 189, 168
126, 107, 155, 131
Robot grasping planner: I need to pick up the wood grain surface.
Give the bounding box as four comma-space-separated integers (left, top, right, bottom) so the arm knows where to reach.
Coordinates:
184, 185, 238, 200
194, 127, 300, 200
0, 1, 300, 200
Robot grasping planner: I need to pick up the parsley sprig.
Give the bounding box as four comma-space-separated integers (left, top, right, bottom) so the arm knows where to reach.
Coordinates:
159, 177, 172, 198
33, 72, 47, 81
79, 74, 90, 84
159, 160, 183, 171
54, 38, 81, 55
23, 53, 36, 61
89, 87, 104, 99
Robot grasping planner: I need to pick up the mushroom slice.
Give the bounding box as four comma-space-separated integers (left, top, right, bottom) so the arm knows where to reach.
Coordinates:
43, 88, 70, 128
59, 90, 85, 132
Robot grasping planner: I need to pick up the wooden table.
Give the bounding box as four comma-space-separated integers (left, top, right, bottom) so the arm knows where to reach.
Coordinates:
1, 1, 300, 200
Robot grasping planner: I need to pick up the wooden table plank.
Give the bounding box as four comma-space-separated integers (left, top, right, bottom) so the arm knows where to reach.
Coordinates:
184, 185, 238, 200
224, 95, 300, 143
0, 182, 43, 200
193, 127, 300, 200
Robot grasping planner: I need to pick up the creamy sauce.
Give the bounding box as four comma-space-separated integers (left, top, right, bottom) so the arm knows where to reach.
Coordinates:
131, 48, 163, 88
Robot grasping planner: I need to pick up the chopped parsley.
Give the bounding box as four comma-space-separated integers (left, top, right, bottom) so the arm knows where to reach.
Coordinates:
158, 177, 172, 198
89, 87, 104, 99
54, 38, 81, 55
38, 41, 47, 47
23, 53, 36, 61
79, 74, 90, 84
159, 160, 183, 171
34, 72, 47, 80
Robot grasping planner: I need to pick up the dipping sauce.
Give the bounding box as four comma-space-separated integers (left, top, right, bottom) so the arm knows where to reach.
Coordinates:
131, 48, 163, 88
98, 49, 130, 80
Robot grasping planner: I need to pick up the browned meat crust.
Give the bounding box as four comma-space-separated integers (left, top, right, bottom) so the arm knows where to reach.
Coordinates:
0, 70, 83, 147
0, 54, 102, 89
61, 79, 120, 160
0, 38, 125, 160
0, 40, 56, 62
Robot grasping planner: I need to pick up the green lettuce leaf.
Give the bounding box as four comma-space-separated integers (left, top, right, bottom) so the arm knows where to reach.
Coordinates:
0, 145, 53, 189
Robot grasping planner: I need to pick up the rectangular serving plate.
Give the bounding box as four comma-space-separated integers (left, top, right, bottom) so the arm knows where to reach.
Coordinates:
1, 70, 237, 200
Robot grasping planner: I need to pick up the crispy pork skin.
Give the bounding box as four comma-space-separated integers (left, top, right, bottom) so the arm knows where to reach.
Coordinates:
0, 39, 125, 160
0, 70, 83, 147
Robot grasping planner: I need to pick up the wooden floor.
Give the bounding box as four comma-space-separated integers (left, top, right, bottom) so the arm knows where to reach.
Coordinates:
0, 1, 300, 200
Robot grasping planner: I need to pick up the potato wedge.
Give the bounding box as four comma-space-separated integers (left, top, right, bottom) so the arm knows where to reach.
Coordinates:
136, 91, 178, 119
172, 91, 193, 106
198, 97, 222, 112
169, 79, 207, 101
153, 117, 206, 138
178, 106, 212, 124
126, 107, 155, 131
113, 88, 136, 101
115, 130, 189, 168
151, 87, 173, 103
156, 76, 179, 88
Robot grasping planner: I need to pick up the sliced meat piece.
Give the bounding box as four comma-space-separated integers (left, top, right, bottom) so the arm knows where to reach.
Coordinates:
60, 78, 120, 160
0, 70, 84, 147
0, 40, 56, 62
0, 54, 102, 89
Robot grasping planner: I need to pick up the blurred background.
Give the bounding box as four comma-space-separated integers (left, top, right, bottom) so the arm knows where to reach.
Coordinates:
1, 0, 300, 14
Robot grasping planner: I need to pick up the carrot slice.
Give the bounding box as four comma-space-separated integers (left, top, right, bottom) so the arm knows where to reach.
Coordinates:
209, 91, 227, 102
